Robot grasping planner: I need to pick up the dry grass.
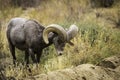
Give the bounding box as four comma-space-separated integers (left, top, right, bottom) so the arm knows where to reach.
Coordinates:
0, 0, 120, 79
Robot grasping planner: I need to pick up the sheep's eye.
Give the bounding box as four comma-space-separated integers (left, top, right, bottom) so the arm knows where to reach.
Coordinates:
58, 39, 63, 44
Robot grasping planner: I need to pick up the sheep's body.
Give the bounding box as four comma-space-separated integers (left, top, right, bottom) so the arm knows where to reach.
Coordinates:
7, 18, 53, 64
6, 18, 78, 64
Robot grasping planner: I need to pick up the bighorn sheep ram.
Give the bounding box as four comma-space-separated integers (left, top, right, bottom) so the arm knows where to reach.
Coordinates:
6, 18, 78, 64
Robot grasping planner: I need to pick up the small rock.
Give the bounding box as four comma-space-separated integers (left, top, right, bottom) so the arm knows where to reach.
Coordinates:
98, 55, 120, 69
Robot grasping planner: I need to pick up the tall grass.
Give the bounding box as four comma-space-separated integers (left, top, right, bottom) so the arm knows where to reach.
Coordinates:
0, 0, 120, 79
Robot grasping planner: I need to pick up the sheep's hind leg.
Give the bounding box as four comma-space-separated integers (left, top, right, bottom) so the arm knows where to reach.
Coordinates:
25, 50, 29, 65
29, 48, 37, 63
9, 44, 16, 65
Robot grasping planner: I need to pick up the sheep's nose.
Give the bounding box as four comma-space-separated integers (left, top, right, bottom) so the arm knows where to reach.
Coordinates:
59, 53, 62, 56
58, 51, 63, 56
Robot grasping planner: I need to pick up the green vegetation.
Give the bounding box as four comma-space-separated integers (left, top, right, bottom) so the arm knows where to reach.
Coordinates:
0, 0, 120, 79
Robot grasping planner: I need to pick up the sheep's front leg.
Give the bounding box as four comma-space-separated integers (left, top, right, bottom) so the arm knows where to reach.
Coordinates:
36, 50, 43, 63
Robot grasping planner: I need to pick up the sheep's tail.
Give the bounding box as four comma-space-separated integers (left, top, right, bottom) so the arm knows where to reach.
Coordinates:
6, 21, 13, 46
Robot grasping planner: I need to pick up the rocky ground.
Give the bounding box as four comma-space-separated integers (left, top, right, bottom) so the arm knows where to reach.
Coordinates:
0, 55, 120, 80
26, 55, 120, 80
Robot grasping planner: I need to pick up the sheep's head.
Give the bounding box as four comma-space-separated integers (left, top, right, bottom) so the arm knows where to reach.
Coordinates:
43, 24, 78, 55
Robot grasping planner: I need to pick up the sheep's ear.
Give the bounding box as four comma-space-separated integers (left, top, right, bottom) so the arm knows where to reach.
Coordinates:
67, 24, 78, 41
68, 41, 74, 46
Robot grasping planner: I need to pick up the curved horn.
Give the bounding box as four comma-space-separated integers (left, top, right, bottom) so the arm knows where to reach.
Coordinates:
67, 24, 78, 41
43, 24, 67, 44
